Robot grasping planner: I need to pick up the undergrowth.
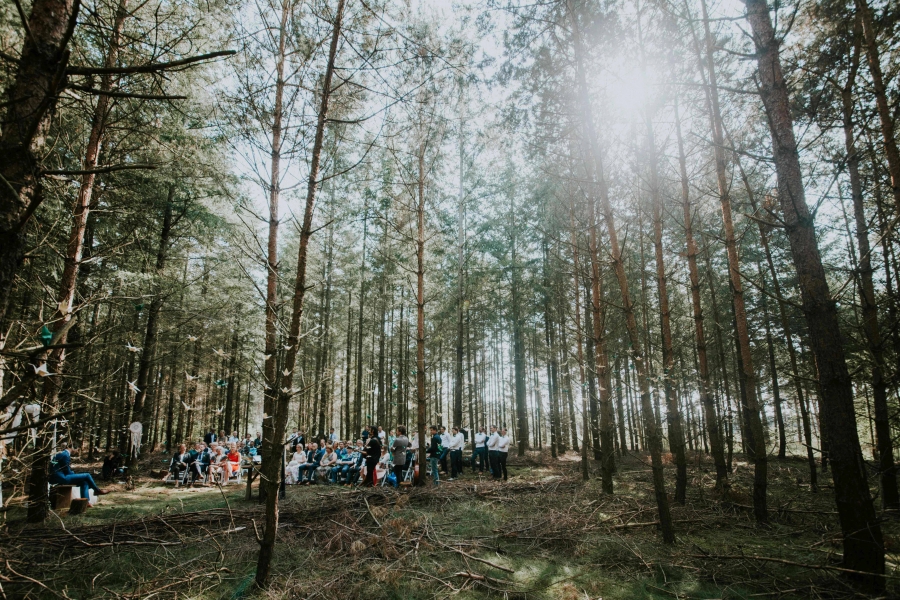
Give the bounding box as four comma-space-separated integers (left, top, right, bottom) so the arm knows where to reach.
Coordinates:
0, 451, 896, 599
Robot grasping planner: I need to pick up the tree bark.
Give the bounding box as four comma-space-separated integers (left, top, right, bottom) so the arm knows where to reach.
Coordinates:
674, 103, 727, 488
510, 194, 529, 456
131, 189, 175, 435
568, 0, 671, 540
732, 144, 817, 490
700, 0, 767, 523
257, 0, 344, 586
646, 108, 687, 504
744, 0, 884, 585
0, 0, 80, 325
838, 31, 897, 509
415, 142, 428, 482
854, 0, 900, 210
570, 205, 590, 480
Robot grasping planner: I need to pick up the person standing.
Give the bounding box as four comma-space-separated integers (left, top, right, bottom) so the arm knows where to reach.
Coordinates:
471, 426, 487, 472
497, 428, 510, 481
449, 427, 465, 480
363, 425, 381, 486
204, 428, 217, 445
487, 425, 500, 479
426, 425, 442, 486
391, 426, 410, 483
346, 440, 365, 485
439, 426, 451, 474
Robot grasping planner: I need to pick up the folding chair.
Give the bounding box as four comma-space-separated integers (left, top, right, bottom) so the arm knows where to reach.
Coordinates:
164, 466, 185, 484
379, 459, 395, 487
403, 455, 416, 484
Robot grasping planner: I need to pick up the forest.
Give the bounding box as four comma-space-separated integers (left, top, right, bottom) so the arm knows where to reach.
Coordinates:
1, 0, 900, 597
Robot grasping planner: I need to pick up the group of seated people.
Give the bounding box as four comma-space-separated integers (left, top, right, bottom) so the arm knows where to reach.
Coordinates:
165, 436, 260, 487
284, 428, 418, 487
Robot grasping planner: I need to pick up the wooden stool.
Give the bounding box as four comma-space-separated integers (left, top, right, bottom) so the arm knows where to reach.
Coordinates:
68, 498, 90, 515
50, 485, 75, 510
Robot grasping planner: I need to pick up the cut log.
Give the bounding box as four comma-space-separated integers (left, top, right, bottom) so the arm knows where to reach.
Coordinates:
68, 498, 89, 515
50, 485, 74, 510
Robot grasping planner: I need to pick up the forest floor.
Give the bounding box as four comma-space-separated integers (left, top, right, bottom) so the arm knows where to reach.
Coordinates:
1, 450, 898, 599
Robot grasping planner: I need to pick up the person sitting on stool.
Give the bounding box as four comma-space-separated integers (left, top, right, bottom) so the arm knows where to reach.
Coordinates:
49, 443, 109, 503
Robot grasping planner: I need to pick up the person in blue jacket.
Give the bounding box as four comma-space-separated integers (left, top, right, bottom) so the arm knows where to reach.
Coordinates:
49, 443, 109, 502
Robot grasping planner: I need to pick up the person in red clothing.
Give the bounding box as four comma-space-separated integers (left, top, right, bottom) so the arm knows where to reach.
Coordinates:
227, 444, 241, 481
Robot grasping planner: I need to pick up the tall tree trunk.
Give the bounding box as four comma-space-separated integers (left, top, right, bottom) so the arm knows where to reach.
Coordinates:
354, 202, 368, 437
732, 141, 817, 489
343, 292, 353, 439
570, 206, 590, 480
543, 238, 561, 457
256, 0, 344, 586
854, 0, 900, 210
744, 0, 884, 584
510, 196, 529, 456
454, 116, 466, 428
317, 225, 334, 438
836, 34, 898, 509
699, 0, 767, 523
131, 189, 174, 440
224, 327, 239, 435
43, 0, 127, 408
646, 107, 686, 504
0, 0, 80, 324
675, 104, 727, 487
759, 268, 786, 459
415, 143, 428, 483
568, 0, 669, 538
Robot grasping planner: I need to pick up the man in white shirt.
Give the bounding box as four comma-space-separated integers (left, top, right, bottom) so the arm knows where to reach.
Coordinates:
329, 428, 338, 444
486, 425, 500, 479
497, 428, 510, 481
439, 426, 451, 475
471, 426, 487, 472
449, 427, 465, 479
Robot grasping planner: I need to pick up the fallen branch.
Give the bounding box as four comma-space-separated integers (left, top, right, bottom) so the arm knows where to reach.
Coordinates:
609, 518, 694, 530
689, 553, 899, 579
452, 570, 513, 587
439, 540, 514, 573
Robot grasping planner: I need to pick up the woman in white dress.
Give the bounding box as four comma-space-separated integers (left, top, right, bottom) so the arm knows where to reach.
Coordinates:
375, 446, 391, 484
285, 446, 308, 485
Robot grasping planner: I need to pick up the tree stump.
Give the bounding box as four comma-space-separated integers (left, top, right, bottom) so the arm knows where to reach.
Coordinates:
50, 485, 74, 510
68, 498, 90, 515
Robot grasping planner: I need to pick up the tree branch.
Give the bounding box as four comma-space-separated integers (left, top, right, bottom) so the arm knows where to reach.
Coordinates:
43, 164, 157, 176
0, 408, 82, 436
68, 83, 187, 100
67, 50, 236, 76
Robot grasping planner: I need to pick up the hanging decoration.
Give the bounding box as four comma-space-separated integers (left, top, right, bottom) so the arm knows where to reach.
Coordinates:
31, 363, 54, 377
39, 326, 53, 347
214, 379, 228, 388
129, 421, 143, 458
